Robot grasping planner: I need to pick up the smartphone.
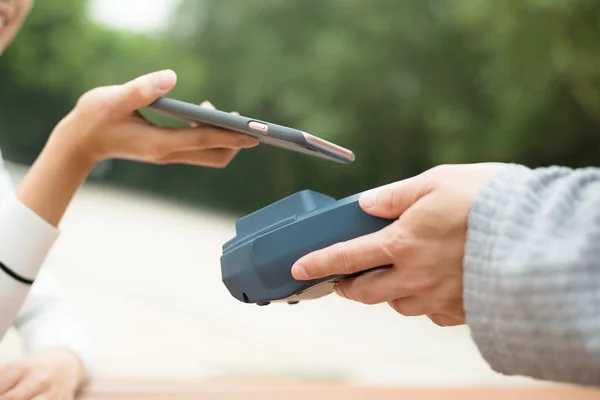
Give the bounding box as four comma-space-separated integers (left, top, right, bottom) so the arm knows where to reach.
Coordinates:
145, 97, 355, 164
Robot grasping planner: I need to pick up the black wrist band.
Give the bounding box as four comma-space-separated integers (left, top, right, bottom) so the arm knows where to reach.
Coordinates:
0, 261, 35, 285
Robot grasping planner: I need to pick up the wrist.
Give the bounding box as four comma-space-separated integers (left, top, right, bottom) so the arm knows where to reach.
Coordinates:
47, 111, 99, 172
15, 114, 98, 227
38, 347, 86, 387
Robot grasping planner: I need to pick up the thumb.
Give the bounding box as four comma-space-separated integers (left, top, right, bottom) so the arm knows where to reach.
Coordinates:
117, 69, 177, 114
359, 175, 433, 219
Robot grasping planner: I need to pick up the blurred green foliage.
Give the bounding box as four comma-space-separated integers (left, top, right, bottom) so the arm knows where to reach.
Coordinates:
1, 0, 599, 213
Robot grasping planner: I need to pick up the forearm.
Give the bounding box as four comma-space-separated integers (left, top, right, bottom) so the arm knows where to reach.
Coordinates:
17, 113, 95, 228
0, 118, 93, 341
464, 164, 600, 386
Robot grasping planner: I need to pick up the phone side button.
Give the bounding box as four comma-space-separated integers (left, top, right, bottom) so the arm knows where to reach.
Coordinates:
248, 121, 269, 133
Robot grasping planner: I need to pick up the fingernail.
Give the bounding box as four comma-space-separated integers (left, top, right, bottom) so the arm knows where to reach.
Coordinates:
361, 189, 377, 209
292, 264, 308, 280
200, 100, 215, 109
153, 70, 177, 94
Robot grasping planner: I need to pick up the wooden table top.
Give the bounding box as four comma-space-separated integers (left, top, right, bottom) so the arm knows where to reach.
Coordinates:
78, 379, 600, 400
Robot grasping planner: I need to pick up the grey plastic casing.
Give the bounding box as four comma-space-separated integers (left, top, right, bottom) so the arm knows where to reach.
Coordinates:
221, 190, 395, 305
147, 97, 355, 164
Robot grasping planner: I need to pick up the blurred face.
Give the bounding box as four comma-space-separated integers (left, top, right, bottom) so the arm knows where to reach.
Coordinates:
0, 0, 33, 54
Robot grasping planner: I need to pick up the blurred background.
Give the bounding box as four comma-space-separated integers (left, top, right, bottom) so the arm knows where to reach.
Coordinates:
0, 0, 599, 387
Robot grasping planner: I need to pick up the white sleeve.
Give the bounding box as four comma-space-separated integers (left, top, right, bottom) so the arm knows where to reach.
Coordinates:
0, 162, 60, 346
14, 269, 95, 378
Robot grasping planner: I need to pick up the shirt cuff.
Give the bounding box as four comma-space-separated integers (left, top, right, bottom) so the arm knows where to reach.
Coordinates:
18, 315, 96, 379
0, 194, 59, 281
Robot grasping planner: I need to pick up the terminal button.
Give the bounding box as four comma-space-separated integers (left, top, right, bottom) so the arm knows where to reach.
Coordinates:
248, 121, 268, 133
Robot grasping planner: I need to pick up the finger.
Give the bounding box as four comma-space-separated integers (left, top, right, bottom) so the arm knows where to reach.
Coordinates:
333, 268, 398, 305
291, 229, 394, 280
427, 313, 464, 327
0, 363, 25, 393
158, 148, 241, 168
191, 107, 241, 127
335, 260, 444, 305
116, 70, 178, 114
172, 126, 258, 150
0, 376, 47, 400
190, 101, 215, 128
388, 297, 429, 317
200, 100, 216, 110
359, 175, 433, 219
114, 123, 257, 161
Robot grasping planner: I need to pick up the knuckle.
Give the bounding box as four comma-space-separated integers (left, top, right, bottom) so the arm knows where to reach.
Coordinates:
419, 176, 438, 195
381, 227, 412, 260
77, 87, 113, 115
401, 276, 441, 295
331, 243, 353, 275
389, 299, 410, 316
389, 298, 422, 317
428, 313, 444, 326
122, 79, 152, 105
378, 187, 397, 216
421, 166, 447, 189
428, 313, 453, 327
306, 256, 324, 279
130, 82, 149, 100
306, 251, 330, 279
353, 281, 376, 305
145, 141, 169, 161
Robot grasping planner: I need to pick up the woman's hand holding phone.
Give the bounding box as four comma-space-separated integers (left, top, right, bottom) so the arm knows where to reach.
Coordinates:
16, 70, 258, 227
55, 69, 257, 167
